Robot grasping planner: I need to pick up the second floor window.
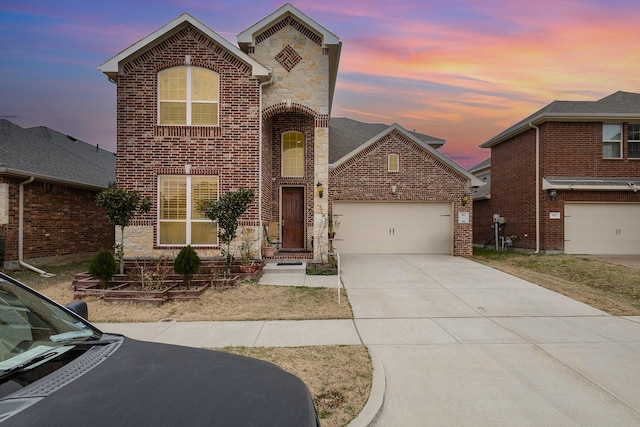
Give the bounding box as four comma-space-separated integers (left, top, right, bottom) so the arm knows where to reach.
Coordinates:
602, 124, 622, 159
282, 131, 305, 177
158, 67, 219, 126
629, 124, 640, 159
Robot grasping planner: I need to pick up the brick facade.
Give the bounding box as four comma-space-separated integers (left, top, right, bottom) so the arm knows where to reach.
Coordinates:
0, 177, 113, 268
330, 130, 474, 256
113, 25, 263, 257
475, 121, 640, 252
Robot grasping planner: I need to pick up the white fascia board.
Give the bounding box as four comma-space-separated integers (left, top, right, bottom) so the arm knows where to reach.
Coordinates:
542, 178, 640, 191
237, 3, 340, 47
331, 123, 484, 187
99, 13, 270, 79
481, 113, 640, 148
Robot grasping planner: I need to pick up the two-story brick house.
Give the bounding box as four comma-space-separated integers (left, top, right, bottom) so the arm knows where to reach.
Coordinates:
99, 3, 480, 260
473, 91, 640, 254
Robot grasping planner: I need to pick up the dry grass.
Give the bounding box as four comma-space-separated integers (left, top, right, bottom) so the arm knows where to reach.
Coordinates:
6, 262, 352, 323
470, 248, 640, 315
4, 262, 370, 426
221, 346, 372, 427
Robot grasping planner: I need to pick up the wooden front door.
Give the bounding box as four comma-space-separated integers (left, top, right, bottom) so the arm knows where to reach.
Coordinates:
281, 187, 305, 249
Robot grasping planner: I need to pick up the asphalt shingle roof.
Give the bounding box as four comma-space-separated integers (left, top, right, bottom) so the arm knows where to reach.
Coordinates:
481, 91, 640, 148
0, 119, 115, 189
329, 117, 445, 163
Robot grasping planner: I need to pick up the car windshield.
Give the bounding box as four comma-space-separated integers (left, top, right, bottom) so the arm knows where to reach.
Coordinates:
0, 274, 101, 371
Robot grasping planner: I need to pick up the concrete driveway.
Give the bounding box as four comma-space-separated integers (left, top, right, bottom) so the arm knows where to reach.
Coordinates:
341, 254, 640, 426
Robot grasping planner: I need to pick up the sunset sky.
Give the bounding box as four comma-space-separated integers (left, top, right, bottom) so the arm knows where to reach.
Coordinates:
1, 0, 639, 168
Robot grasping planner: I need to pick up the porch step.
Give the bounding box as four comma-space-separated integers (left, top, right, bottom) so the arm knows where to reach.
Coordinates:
263, 261, 307, 274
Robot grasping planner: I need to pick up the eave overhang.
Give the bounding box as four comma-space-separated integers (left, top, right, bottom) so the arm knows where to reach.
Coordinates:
481, 113, 640, 149
99, 13, 271, 82
543, 177, 640, 192
0, 167, 108, 191
330, 123, 484, 188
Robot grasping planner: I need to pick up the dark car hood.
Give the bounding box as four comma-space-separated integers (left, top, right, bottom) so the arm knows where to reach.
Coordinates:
2, 337, 317, 426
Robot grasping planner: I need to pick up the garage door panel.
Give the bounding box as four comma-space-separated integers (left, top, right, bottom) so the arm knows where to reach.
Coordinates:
332, 202, 452, 254
565, 203, 640, 255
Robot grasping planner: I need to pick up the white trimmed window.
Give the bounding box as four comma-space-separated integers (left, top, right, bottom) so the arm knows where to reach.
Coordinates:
602, 124, 622, 158
282, 131, 305, 177
158, 66, 219, 126
388, 153, 399, 172
158, 176, 218, 246
628, 124, 640, 158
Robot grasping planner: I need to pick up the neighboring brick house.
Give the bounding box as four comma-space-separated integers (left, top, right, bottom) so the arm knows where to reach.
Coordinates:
472, 91, 640, 254
99, 4, 480, 260
0, 120, 115, 270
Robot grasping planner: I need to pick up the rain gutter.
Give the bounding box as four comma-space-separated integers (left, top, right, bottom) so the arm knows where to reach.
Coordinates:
19, 177, 55, 277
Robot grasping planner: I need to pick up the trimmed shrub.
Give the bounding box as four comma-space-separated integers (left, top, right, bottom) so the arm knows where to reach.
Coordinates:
88, 248, 117, 289
174, 245, 201, 289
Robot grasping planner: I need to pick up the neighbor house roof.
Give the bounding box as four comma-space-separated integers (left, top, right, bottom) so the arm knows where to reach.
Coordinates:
468, 158, 491, 200
99, 12, 271, 81
329, 118, 482, 187
0, 120, 115, 190
237, 3, 342, 115
481, 91, 640, 148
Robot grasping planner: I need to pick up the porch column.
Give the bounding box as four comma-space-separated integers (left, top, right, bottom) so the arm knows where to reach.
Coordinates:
313, 117, 329, 261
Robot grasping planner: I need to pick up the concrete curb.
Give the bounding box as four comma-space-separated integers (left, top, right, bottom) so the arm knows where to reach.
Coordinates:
347, 349, 385, 427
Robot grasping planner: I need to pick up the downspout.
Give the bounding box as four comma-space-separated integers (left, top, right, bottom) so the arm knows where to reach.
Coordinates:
258, 71, 275, 258
19, 177, 55, 277
529, 123, 540, 254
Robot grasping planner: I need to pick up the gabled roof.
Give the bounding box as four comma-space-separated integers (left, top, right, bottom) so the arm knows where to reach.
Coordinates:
237, 3, 340, 49
481, 91, 640, 148
329, 118, 483, 187
238, 3, 342, 114
0, 120, 115, 190
329, 117, 445, 163
99, 13, 270, 81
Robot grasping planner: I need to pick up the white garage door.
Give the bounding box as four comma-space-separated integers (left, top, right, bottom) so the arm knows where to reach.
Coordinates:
332, 201, 452, 254
565, 203, 640, 254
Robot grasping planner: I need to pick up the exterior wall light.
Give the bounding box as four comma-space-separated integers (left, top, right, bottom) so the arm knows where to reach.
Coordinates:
391, 185, 397, 194
548, 189, 557, 201
316, 181, 323, 198
461, 195, 469, 206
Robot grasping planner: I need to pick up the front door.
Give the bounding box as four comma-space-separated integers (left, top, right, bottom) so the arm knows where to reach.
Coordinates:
281, 187, 305, 249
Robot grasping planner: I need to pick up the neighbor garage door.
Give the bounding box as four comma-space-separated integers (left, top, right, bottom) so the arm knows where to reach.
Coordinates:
564, 203, 640, 254
332, 201, 452, 254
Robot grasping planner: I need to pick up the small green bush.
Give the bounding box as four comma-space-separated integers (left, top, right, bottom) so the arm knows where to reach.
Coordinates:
88, 248, 117, 289
174, 245, 201, 289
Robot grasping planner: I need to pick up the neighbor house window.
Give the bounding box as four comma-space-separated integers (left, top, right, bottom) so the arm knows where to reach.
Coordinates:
629, 124, 640, 158
158, 67, 219, 126
158, 176, 218, 246
602, 124, 622, 158
282, 131, 305, 177
388, 154, 399, 172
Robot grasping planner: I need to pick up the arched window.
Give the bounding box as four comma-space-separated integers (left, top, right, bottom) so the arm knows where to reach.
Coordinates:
158, 66, 219, 126
282, 131, 305, 177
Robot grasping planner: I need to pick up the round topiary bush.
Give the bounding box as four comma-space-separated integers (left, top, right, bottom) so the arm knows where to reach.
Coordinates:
88, 248, 117, 289
174, 245, 201, 289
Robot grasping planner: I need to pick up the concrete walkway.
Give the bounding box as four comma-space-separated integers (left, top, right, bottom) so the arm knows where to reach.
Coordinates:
95, 255, 640, 426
